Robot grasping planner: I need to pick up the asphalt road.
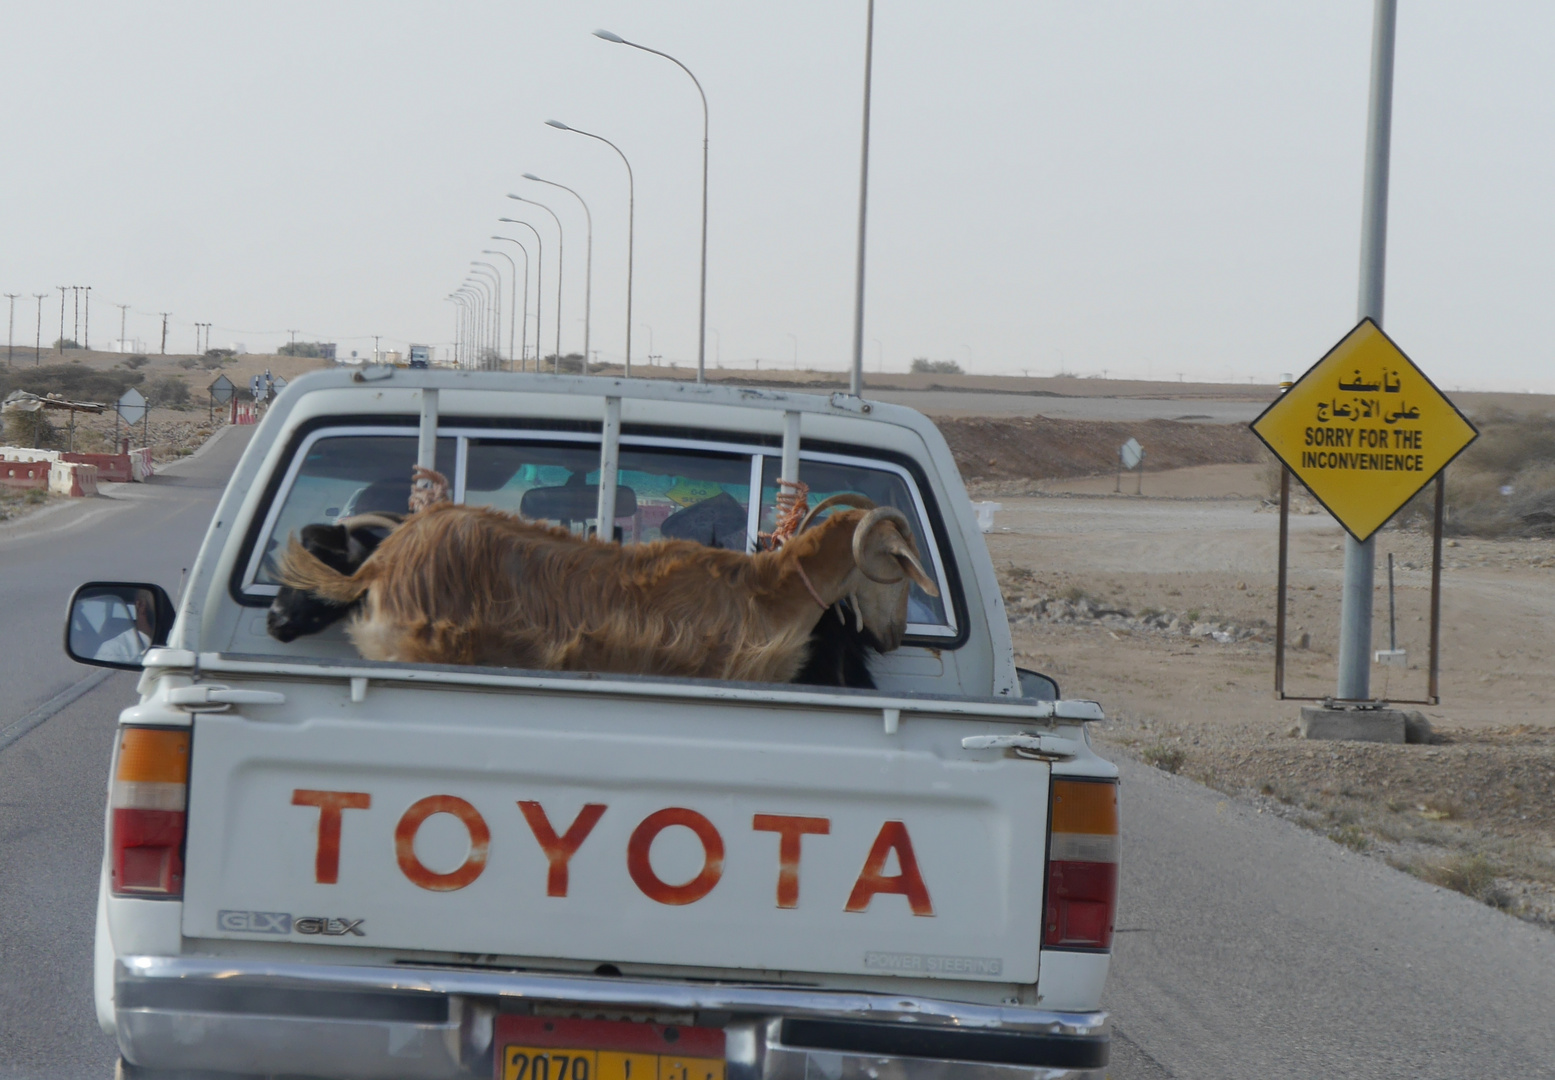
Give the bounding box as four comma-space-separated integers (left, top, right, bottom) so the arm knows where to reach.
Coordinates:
1103, 754, 1555, 1078
3, 423, 1553, 1079
0, 426, 253, 1079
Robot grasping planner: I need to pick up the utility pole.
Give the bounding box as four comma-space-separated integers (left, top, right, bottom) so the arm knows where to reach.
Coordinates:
287, 329, 298, 351
848, 0, 877, 398
57, 287, 66, 351
116, 304, 129, 352
160, 313, 170, 355
72, 286, 81, 346
1336, 0, 1398, 703
373, 335, 381, 363
4, 294, 17, 368
83, 286, 91, 349
33, 295, 46, 365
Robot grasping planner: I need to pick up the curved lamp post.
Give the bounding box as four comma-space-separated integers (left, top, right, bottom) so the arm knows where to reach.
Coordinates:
594, 29, 708, 384
507, 194, 566, 373
482, 248, 519, 371
471, 263, 504, 368
472, 261, 506, 367
450, 292, 474, 367
497, 219, 545, 371
488, 240, 529, 371
464, 279, 493, 366
546, 119, 635, 376
455, 287, 477, 367
524, 172, 592, 373
460, 281, 486, 365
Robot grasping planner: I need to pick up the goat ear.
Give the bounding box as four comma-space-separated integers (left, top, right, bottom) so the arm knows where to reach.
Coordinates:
887, 539, 939, 596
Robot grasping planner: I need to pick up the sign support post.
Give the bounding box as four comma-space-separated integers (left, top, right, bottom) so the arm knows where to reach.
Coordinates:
1337, 0, 1397, 703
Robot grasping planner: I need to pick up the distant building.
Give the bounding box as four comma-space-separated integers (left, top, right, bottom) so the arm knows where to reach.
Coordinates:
320, 343, 337, 361
108, 339, 145, 354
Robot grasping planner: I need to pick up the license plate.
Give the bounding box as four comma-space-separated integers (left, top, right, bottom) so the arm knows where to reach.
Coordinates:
496, 1016, 725, 1080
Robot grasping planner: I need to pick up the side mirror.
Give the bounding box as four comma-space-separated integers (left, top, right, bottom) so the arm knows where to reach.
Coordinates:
64, 582, 176, 670
1017, 667, 1060, 702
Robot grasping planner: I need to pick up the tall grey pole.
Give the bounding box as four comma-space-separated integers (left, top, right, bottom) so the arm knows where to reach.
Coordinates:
499, 219, 545, 371
548, 121, 635, 376
508, 194, 565, 373
1337, 0, 1397, 702
117, 304, 128, 352
525, 174, 592, 374
483, 249, 518, 370
34, 294, 46, 365
593, 31, 708, 384
848, 0, 876, 398
490, 237, 530, 370
472, 263, 503, 367
4, 294, 16, 368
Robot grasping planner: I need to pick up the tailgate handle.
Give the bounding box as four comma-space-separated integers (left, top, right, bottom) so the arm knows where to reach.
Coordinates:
168, 686, 287, 711
961, 733, 1079, 760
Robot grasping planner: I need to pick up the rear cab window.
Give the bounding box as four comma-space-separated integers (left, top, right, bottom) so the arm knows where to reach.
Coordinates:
239, 424, 958, 643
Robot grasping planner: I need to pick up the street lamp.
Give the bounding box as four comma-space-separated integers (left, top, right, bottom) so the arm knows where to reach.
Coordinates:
489, 238, 530, 371
498, 218, 545, 372
594, 29, 709, 384
524, 173, 592, 375
471, 262, 504, 368
847, 0, 878, 397
445, 295, 466, 367
467, 274, 498, 367
459, 282, 484, 367
547, 120, 636, 376
507, 194, 566, 373
455, 289, 480, 368
482, 249, 519, 371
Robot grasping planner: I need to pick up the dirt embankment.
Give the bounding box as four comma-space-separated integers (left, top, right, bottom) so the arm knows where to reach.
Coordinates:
939, 415, 1264, 484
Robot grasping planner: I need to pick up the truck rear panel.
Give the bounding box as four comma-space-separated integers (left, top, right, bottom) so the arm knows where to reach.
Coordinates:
181, 675, 1052, 985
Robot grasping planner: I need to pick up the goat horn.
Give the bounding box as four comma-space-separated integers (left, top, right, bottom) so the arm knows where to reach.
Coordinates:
798, 492, 877, 533
886, 538, 940, 596
852, 506, 914, 584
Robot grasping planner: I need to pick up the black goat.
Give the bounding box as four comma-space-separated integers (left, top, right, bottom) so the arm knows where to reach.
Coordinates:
266, 513, 401, 642
792, 602, 879, 689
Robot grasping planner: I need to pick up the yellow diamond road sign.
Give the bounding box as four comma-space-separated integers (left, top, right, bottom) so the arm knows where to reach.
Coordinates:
1251, 319, 1478, 542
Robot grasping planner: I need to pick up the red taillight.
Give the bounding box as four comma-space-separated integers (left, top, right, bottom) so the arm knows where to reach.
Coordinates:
110, 728, 189, 898
1044, 778, 1119, 950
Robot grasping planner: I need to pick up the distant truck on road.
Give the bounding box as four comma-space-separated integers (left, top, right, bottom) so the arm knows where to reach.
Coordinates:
408, 344, 432, 367
65, 370, 1118, 1080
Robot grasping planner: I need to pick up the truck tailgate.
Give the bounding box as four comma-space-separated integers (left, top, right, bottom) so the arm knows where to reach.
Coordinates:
181, 681, 1050, 983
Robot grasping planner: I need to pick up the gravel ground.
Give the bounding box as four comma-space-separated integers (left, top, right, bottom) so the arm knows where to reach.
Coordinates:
988, 485, 1555, 932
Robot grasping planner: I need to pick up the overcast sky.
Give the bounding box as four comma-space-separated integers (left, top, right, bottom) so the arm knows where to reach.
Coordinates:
3, 2, 1553, 391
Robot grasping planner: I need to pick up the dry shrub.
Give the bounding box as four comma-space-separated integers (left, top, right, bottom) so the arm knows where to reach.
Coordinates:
1392, 410, 1555, 536
1142, 744, 1186, 774
1405, 853, 1505, 906
3, 409, 63, 449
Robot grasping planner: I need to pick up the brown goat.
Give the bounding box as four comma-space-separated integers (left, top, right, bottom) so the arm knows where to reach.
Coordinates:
278, 497, 937, 683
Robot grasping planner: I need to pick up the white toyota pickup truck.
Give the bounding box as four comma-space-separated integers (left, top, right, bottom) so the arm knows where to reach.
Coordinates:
67, 368, 1118, 1080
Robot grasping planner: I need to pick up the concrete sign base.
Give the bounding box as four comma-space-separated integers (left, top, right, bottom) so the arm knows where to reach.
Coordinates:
1299, 706, 1406, 744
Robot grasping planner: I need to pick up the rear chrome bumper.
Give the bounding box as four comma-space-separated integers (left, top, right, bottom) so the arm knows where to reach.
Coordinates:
116, 956, 1108, 1080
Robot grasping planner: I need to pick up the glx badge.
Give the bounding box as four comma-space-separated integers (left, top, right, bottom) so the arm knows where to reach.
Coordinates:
218, 910, 364, 937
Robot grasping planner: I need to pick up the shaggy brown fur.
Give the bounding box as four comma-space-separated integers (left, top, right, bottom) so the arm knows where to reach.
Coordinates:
278, 500, 935, 683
